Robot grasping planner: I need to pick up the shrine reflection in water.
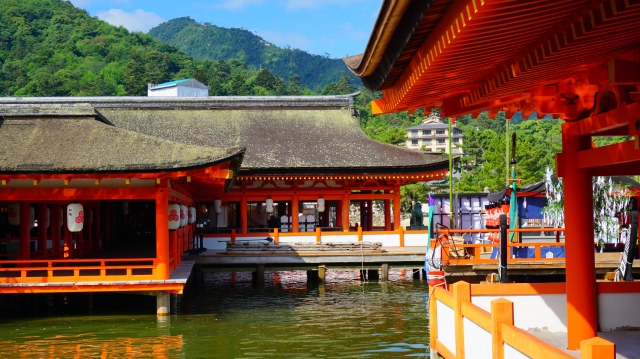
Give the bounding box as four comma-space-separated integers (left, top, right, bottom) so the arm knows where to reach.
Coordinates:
0, 270, 431, 358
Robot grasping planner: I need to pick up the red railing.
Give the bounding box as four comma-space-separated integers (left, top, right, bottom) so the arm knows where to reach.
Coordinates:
0, 258, 157, 283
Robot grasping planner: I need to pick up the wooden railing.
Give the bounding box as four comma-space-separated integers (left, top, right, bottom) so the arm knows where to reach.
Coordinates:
0, 258, 157, 283
429, 282, 615, 359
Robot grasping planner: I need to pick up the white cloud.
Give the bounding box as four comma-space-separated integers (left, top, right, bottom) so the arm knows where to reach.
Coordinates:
96, 8, 165, 33
213, 0, 264, 11
255, 30, 312, 53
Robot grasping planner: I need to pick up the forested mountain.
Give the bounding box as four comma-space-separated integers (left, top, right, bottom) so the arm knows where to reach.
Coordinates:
148, 17, 359, 92
0, 0, 321, 97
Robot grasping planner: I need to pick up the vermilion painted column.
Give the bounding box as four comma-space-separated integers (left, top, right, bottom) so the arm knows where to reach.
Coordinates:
393, 191, 401, 230
342, 195, 350, 232
240, 196, 248, 234
19, 202, 31, 260
359, 201, 366, 230
335, 200, 343, 228
51, 204, 61, 258
291, 195, 299, 233
384, 199, 391, 231
37, 204, 47, 259
562, 129, 597, 350
156, 189, 170, 279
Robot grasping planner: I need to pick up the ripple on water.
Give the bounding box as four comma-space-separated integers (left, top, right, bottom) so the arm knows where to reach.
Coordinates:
0, 270, 430, 358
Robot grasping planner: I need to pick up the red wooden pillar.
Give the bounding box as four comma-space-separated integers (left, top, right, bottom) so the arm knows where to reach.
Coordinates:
384, 199, 391, 231
336, 199, 343, 229
51, 204, 62, 258
240, 196, 248, 234
359, 201, 366, 230
63, 204, 73, 258
170, 230, 178, 270
156, 189, 170, 279
292, 195, 299, 233
341, 195, 350, 232
19, 202, 31, 260
562, 129, 597, 349
393, 190, 401, 230
37, 204, 47, 259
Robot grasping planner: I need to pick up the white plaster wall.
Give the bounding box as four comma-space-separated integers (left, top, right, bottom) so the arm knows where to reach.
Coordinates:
471, 294, 567, 332
177, 86, 208, 97
278, 236, 315, 244
321, 235, 359, 243
598, 292, 640, 331
504, 344, 530, 359
463, 318, 492, 359
437, 300, 456, 354
148, 87, 178, 96
404, 233, 429, 247
362, 234, 400, 246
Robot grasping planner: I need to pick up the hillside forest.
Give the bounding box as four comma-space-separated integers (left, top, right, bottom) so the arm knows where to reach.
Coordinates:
0, 0, 606, 209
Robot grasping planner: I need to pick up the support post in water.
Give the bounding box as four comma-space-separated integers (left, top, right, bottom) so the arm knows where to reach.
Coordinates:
499, 214, 508, 283
380, 264, 389, 282
318, 264, 326, 283
157, 291, 170, 317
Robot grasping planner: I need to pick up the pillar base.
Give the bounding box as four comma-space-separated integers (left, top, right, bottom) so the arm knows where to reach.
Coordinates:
157, 291, 170, 317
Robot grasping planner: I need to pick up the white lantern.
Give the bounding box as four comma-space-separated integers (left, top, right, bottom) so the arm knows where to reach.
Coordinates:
168, 203, 180, 230
214, 199, 222, 214
188, 207, 196, 224
46, 208, 51, 228
121, 201, 129, 215
317, 197, 325, 212
67, 203, 84, 232
266, 198, 274, 213
179, 204, 188, 228
256, 203, 263, 215
7, 203, 19, 226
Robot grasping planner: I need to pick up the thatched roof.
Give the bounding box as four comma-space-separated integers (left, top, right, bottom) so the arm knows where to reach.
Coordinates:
99, 107, 450, 175
0, 116, 244, 174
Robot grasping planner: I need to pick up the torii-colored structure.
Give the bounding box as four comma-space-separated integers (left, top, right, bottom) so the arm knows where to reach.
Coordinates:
345, 0, 640, 350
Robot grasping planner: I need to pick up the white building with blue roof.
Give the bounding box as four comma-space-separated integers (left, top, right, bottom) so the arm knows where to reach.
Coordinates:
147, 78, 209, 97
405, 114, 463, 153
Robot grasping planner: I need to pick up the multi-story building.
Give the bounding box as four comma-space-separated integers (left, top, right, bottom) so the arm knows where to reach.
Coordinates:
405, 114, 463, 154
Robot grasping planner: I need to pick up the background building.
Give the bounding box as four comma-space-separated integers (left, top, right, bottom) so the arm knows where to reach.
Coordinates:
148, 78, 209, 97
405, 114, 463, 153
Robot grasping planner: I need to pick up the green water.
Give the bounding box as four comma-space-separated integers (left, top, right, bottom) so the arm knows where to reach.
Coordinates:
0, 270, 431, 358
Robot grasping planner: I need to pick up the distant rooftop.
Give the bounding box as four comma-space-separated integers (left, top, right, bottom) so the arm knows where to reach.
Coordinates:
150, 79, 195, 90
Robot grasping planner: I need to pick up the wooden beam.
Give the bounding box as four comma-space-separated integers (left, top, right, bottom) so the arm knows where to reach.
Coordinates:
609, 58, 640, 84
0, 187, 164, 201
564, 100, 640, 136
577, 140, 640, 169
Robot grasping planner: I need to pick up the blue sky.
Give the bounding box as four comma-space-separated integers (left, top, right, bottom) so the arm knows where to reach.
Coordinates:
69, 0, 382, 59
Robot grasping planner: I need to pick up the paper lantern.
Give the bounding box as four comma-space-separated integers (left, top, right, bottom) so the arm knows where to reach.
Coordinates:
214, 199, 222, 214
7, 203, 19, 226
179, 204, 188, 227
317, 197, 325, 212
266, 198, 274, 213
168, 203, 180, 230
121, 201, 129, 215
67, 203, 84, 232
188, 206, 196, 224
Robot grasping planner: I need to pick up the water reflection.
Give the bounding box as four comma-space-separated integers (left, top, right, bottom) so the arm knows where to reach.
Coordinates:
0, 270, 430, 358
